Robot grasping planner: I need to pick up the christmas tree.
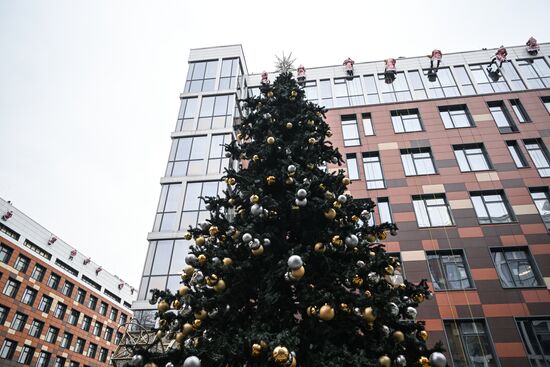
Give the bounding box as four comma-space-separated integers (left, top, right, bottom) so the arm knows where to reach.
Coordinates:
133, 72, 446, 367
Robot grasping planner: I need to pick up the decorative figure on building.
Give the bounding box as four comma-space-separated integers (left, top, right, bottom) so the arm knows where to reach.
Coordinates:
260, 71, 269, 85
296, 64, 306, 85
1, 210, 13, 221
427, 49, 442, 82
96, 266, 103, 275
343, 57, 354, 77
384, 58, 397, 84
83, 257, 91, 265
130, 287, 135, 295
48, 235, 57, 245
118, 281, 125, 290
69, 249, 77, 260
487, 46, 507, 71
526, 36, 540, 55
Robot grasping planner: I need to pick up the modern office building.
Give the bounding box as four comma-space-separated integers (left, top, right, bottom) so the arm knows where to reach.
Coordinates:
0, 198, 136, 367
134, 42, 550, 367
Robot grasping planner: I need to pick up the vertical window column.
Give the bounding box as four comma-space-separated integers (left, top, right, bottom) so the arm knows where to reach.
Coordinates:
362, 152, 385, 189
153, 183, 183, 232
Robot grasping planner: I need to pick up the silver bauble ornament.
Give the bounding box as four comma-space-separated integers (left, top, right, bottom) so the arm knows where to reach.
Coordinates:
331, 156, 338, 163
183, 356, 201, 367
381, 325, 390, 337
287, 255, 303, 270
242, 233, 253, 242
212, 257, 221, 264
345, 234, 359, 247
395, 355, 407, 366
356, 260, 366, 267
296, 189, 307, 199
185, 254, 197, 265
368, 272, 380, 283
337, 194, 347, 203
251, 204, 263, 216
429, 352, 446, 367
295, 198, 307, 207
387, 302, 399, 316
166, 363, 175, 367
406, 306, 417, 319
249, 238, 261, 250
288, 165, 297, 173
130, 355, 144, 367
263, 238, 271, 247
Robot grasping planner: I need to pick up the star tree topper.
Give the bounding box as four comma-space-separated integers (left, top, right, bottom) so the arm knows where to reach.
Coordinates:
274, 51, 296, 74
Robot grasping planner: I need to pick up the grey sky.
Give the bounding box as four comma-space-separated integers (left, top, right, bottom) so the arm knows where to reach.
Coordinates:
1, 0, 549, 288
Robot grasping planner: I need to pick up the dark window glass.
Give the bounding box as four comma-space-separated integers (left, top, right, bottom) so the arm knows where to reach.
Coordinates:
506, 141, 528, 168
11, 312, 28, 331
471, 190, 515, 224
88, 295, 98, 310
413, 194, 454, 227
35, 351, 51, 367
99, 348, 108, 363
427, 250, 473, 290
45, 326, 59, 343
61, 281, 74, 297
362, 152, 385, 189
491, 247, 543, 288
104, 327, 114, 342
346, 154, 359, 180
524, 139, 550, 177
0, 339, 17, 359
14, 255, 30, 273
516, 318, 550, 367
75, 288, 86, 304
93, 321, 103, 336
0, 244, 13, 263
115, 332, 123, 345
28, 319, 44, 338
453, 143, 491, 172
38, 295, 53, 313
439, 105, 473, 128
54, 357, 66, 367
488, 100, 518, 133
30, 264, 46, 282
68, 309, 80, 325
17, 345, 35, 365
400, 147, 436, 175
75, 338, 85, 354
120, 313, 128, 325
0, 305, 9, 324
87, 343, 98, 359
3, 278, 20, 298
530, 187, 550, 232
542, 96, 550, 114
60, 332, 73, 349
109, 308, 118, 321
341, 115, 360, 146
390, 109, 423, 133
21, 287, 37, 306
54, 303, 67, 320
99, 302, 108, 316
47, 273, 61, 290
444, 320, 498, 367
510, 99, 530, 122
81, 315, 92, 331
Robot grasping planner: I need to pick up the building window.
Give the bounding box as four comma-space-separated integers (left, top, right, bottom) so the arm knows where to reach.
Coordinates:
18, 345, 35, 365
81, 315, 92, 332
69, 361, 79, 367
75, 288, 86, 304
98, 348, 108, 363
469, 63, 510, 93
303, 81, 318, 104
345, 154, 359, 180
361, 113, 374, 136
54, 357, 66, 367
491, 247, 543, 288
407, 70, 427, 99
14, 255, 30, 273
21, 287, 37, 306
68, 309, 80, 325
0, 339, 17, 359
340, 115, 360, 146
218, 58, 239, 90
0, 244, 13, 263
23, 239, 51, 260
75, 338, 85, 354
517, 58, 550, 89
0, 224, 20, 241
104, 326, 114, 342
377, 198, 392, 224
153, 183, 182, 232
363, 75, 380, 104
390, 109, 423, 133
38, 295, 53, 313
319, 79, 333, 108
60, 332, 73, 349
11, 312, 28, 331
3, 278, 21, 298
99, 302, 108, 316
471, 190, 515, 224
87, 343, 98, 359
53, 303, 67, 320
509, 99, 530, 122
333, 77, 364, 107
197, 94, 235, 130
28, 319, 44, 338
115, 332, 123, 345
93, 321, 103, 337
207, 134, 232, 175
30, 264, 46, 282
424, 67, 460, 97
488, 100, 518, 133
180, 181, 224, 229
530, 187, 550, 232
362, 152, 385, 189
516, 318, 550, 366
45, 326, 59, 343
444, 320, 498, 367
35, 351, 51, 367
166, 136, 207, 177
88, 295, 98, 310
0, 305, 9, 325
506, 140, 528, 168
109, 308, 118, 321
54, 259, 77, 276
427, 250, 474, 290
542, 96, 550, 114
176, 97, 198, 131
378, 72, 412, 102
400, 147, 436, 176
524, 139, 550, 177
412, 194, 454, 227
47, 273, 61, 290
61, 281, 74, 297
453, 65, 476, 95
453, 143, 492, 172
120, 313, 128, 325
184, 60, 218, 93
439, 104, 473, 128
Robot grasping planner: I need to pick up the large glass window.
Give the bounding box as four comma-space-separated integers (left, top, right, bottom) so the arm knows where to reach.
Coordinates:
516, 318, 550, 367
75, 338, 85, 354
424, 67, 460, 97
35, 351, 51, 367
453, 143, 491, 172
0, 305, 9, 325
363, 75, 380, 104
453, 66, 476, 95
176, 97, 198, 131
88, 295, 98, 310
81, 316, 92, 332
507, 140, 528, 168
470, 190, 515, 224
319, 79, 333, 108
390, 109, 423, 133
21, 287, 37, 306
53, 303, 67, 320
14, 255, 30, 273
198, 95, 235, 130
542, 96, 550, 114
207, 134, 232, 174
47, 272, 60, 290
361, 113, 374, 136
488, 100, 518, 133
75, 288, 86, 304
377, 198, 392, 224
11, 312, 27, 331
510, 98, 530, 122
439, 105, 473, 129
166, 135, 208, 176
407, 70, 427, 99
184, 60, 218, 93
38, 295, 53, 313
501, 62, 526, 90
530, 188, 550, 232
0, 339, 17, 359
153, 183, 183, 232
413, 194, 454, 227
104, 327, 114, 342
87, 343, 98, 359
0, 244, 13, 263
427, 250, 473, 290
180, 181, 224, 228
340, 115, 360, 146
68, 309, 80, 325
60, 332, 73, 349
93, 321, 103, 337
45, 326, 59, 343
61, 281, 73, 297
444, 320, 498, 367
218, 58, 240, 90
400, 147, 436, 176
378, 72, 412, 102
469, 64, 510, 93
303, 81, 318, 104
517, 58, 550, 89
99, 347, 109, 363
362, 152, 385, 189
346, 154, 359, 180
30, 264, 45, 281
491, 247, 542, 288
3, 278, 20, 298
524, 139, 550, 177
333, 77, 364, 107
99, 302, 108, 316
17, 345, 34, 365
28, 319, 44, 338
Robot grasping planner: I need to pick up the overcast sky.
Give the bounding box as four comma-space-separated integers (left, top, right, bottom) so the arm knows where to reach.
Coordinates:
1, 0, 550, 288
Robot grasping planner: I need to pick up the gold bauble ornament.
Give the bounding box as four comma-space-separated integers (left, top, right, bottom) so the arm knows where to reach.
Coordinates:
366, 234, 377, 243
267, 91, 274, 98
352, 275, 364, 286
414, 293, 425, 303
182, 323, 193, 335
251, 343, 262, 357
393, 331, 405, 343
398, 283, 406, 290
324, 208, 337, 220
223, 257, 233, 266
316, 111, 321, 117
331, 235, 342, 246
209, 226, 219, 236
291, 266, 305, 279
252, 154, 260, 162
251, 245, 264, 256
362, 307, 376, 322
351, 215, 359, 222
272, 346, 289, 363
214, 279, 226, 292
326, 130, 333, 137
314, 242, 326, 253
232, 230, 240, 240
286, 122, 293, 129
267, 136, 275, 145
178, 285, 189, 296
333, 201, 342, 209
236, 133, 243, 140
319, 304, 335, 321
307, 306, 318, 316
159, 319, 167, 328
319, 183, 326, 190
228, 198, 236, 206
175, 332, 185, 344
195, 309, 207, 320
324, 191, 335, 200
384, 265, 394, 275
184, 232, 192, 240
285, 177, 295, 185
157, 300, 169, 313
267, 176, 276, 185
172, 299, 182, 309
145, 363, 159, 367
377, 231, 387, 240
198, 254, 207, 264
339, 303, 350, 312
308, 137, 316, 144
239, 153, 246, 160
364, 290, 372, 298
290, 356, 297, 367
378, 355, 391, 367
418, 330, 428, 341
291, 90, 297, 97
307, 119, 314, 126
192, 319, 202, 329
195, 236, 205, 246
419, 357, 430, 366
227, 177, 236, 185
307, 163, 315, 170
206, 274, 219, 286
342, 177, 351, 185
250, 195, 260, 204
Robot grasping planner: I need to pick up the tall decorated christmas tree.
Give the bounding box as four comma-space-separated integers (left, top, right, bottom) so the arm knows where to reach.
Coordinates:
132, 69, 447, 367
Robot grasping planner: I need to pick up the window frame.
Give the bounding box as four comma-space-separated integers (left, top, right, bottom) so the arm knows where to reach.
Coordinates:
412, 193, 455, 228
509, 98, 531, 123
28, 319, 45, 338
345, 153, 360, 181
529, 187, 550, 232
489, 246, 544, 289
30, 264, 46, 282
14, 255, 30, 273
400, 147, 437, 176
0, 339, 17, 360
340, 114, 361, 147
361, 113, 375, 136
506, 140, 529, 168
362, 152, 386, 189
515, 317, 550, 367
470, 190, 516, 225
426, 250, 475, 291
438, 104, 474, 129
17, 345, 35, 365
487, 100, 518, 133
3, 277, 21, 298
38, 295, 53, 313
390, 109, 424, 133
524, 138, 550, 177
453, 143, 492, 172
10, 311, 28, 331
